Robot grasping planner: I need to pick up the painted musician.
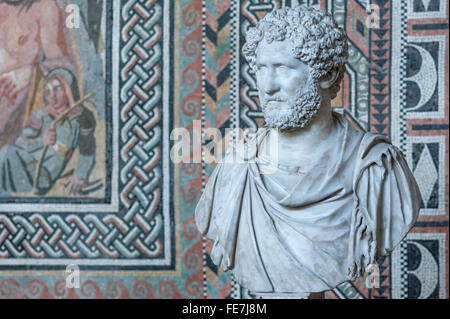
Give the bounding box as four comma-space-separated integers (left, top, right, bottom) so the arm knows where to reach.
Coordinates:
0, 68, 96, 196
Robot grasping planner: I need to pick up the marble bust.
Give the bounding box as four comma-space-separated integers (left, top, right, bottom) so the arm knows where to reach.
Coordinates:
195, 6, 421, 299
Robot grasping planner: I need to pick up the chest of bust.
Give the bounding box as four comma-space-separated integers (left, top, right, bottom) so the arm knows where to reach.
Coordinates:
258, 130, 369, 213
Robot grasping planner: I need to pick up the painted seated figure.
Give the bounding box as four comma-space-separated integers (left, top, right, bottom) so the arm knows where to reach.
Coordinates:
195, 7, 421, 298
0, 68, 96, 196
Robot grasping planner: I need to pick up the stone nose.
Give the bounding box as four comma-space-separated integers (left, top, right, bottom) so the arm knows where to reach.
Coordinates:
263, 70, 280, 95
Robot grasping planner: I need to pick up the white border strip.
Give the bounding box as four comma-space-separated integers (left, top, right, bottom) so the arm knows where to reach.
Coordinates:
162, 0, 171, 266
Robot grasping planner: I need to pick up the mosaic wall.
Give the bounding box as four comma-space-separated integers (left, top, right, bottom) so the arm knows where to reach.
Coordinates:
0, 0, 447, 299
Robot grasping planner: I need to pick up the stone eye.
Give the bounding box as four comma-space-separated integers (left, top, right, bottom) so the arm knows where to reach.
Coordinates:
256, 64, 266, 70
276, 65, 290, 75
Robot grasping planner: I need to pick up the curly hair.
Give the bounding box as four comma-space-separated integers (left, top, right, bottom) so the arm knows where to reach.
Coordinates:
242, 6, 348, 99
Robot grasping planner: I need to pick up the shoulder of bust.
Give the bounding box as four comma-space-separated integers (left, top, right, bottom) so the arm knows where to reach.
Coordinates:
358, 132, 401, 164
352, 132, 406, 189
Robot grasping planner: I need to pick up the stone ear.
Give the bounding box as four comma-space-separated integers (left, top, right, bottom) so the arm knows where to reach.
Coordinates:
319, 69, 339, 89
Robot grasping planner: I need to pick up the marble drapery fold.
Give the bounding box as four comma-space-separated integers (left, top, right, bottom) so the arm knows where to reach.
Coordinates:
195, 112, 421, 294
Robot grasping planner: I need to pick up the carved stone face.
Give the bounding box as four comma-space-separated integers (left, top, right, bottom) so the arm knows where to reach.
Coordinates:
256, 38, 310, 101
255, 37, 322, 131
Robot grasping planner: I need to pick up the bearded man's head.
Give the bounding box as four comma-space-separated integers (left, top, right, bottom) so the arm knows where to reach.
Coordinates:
242, 6, 348, 131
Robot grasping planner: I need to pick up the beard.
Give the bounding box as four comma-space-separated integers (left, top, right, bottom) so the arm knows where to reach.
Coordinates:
261, 79, 322, 132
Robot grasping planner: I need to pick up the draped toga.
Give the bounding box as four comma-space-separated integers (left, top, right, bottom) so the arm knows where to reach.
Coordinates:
195, 112, 421, 296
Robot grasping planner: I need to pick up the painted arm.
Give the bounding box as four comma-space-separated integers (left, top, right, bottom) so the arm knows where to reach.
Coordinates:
39, 0, 75, 73
65, 108, 96, 195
